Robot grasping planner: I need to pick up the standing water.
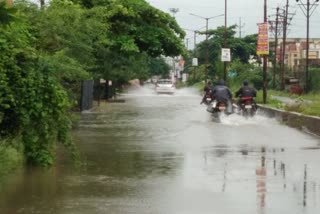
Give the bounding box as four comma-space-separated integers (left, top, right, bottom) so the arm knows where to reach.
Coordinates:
1, 85, 320, 214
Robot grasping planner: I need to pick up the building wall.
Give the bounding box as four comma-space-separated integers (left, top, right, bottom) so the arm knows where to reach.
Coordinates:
273, 38, 320, 71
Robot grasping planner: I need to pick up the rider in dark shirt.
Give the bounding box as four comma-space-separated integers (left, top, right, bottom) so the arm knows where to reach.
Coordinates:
200, 81, 213, 104
211, 80, 233, 113
235, 80, 257, 106
212, 80, 232, 103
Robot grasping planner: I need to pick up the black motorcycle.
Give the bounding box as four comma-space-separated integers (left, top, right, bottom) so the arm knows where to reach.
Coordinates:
237, 96, 257, 118
201, 89, 214, 105
207, 99, 233, 121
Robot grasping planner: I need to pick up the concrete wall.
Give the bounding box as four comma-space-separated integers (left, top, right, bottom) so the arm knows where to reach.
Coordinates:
258, 105, 320, 137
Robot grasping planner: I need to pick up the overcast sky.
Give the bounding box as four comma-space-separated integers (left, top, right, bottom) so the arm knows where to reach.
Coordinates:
146, 0, 320, 49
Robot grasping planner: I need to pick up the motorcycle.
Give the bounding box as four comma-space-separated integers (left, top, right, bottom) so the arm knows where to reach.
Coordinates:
237, 96, 257, 118
201, 90, 214, 105
207, 99, 233, 121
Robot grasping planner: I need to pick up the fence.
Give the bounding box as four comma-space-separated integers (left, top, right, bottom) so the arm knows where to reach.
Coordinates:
80, 80, 94, 111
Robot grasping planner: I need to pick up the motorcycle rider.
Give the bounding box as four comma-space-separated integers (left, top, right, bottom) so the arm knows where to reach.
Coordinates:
200, 81, 213, 104
211, 80, 233, 113
235, 80, 257, 108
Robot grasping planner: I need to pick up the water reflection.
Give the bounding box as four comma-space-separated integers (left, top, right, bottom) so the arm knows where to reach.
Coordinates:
256, 147, 266, 213
304, 164, 307, 207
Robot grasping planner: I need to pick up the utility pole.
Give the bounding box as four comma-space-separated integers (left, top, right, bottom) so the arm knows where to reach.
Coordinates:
185, 38, 189, 50
183, 28, 202, 81
238, 17, 245, 38
296, 0, 319, 93
169, 8, 179, 82
262, 0, 267, 104
274, 8, 280, 89
169, 8, 179, 18
183, 28, 203, 51
189, 13, 224, 83
280, 0, 289, 90
223, 0, 228, 82
269, 5, 294, 90
268, 7, 281, 89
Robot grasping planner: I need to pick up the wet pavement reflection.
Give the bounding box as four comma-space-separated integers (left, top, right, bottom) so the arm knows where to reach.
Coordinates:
1, 86, 320, 214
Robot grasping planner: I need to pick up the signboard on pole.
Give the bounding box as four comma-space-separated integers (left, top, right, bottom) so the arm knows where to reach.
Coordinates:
257, 22, 269, 55
221, 48, 231, 62
192, 58, 198, 66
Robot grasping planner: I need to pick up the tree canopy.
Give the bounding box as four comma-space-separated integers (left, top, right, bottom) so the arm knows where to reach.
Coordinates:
0, 0, 186, 166
186, 25, 258, 82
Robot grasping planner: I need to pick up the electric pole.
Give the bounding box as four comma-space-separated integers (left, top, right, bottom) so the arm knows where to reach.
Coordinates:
269, 4, 294, 90
262, 0, 267, 104
274, 9, 279, 89
190, 13, 224, 83
223, 0, 228, 82
185, 38, 189, 50
268, 7, 281, 89
296, 0, 319, 93
279, 0, 289, 90
169, 8, 179, 18
183, 28, 203, 81
238, 17, 245, 38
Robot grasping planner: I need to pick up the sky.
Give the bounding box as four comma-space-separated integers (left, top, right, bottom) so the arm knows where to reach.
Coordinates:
146, 0, 320, 49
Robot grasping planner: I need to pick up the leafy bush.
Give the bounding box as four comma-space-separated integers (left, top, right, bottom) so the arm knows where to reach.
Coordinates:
0, 9, 75, 166
0, 138, 24, 178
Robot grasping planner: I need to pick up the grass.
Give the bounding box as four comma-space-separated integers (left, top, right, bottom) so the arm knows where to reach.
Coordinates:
257, 90, 320, 117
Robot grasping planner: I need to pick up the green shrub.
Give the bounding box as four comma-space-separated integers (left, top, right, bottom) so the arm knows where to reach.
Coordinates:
264, 90, 320, 116
0, 139, 24, 179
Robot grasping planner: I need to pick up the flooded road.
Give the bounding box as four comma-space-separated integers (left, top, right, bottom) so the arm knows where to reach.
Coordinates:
1, 86, 320, 214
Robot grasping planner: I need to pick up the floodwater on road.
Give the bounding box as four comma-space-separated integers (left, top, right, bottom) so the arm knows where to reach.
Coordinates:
1, 85, 320, 214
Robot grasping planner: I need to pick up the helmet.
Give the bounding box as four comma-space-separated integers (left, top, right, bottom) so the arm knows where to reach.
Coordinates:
217, 80, 225, 86
243, 80, 249, 86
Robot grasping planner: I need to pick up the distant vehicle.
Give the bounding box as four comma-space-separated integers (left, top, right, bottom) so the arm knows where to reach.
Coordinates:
155, 79, 175, 94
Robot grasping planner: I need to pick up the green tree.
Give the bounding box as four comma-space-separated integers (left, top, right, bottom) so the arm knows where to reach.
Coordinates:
86, 0, 187, 85
148, 57, 171, 78
195, 25, 257, 80
0, 1, 16, 25
0, 3, 74, 166
1, 0, 189, 167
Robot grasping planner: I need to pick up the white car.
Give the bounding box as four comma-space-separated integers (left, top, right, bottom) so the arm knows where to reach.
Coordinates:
155, 79, 175, 94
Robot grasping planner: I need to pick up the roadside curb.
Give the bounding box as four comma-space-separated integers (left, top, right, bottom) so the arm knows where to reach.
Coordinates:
258, 105, 320, 137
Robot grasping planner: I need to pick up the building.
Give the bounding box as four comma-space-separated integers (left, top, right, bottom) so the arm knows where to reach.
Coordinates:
274, 38, 320, 72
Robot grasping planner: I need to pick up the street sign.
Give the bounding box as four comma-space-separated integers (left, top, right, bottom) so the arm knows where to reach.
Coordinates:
221, 48, 231, 62
192, 58, 198, 66
257, 22, 269, 55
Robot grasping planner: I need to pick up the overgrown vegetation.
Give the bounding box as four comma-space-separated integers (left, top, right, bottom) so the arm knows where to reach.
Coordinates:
0, 0, 187, 169
0, 139, 24, 179
263, 90, 320, 117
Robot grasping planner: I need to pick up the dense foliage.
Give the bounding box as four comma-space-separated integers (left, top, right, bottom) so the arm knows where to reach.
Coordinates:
0, 8, 73, 166
0, 0, 186, 166
184, 25, 260, 87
